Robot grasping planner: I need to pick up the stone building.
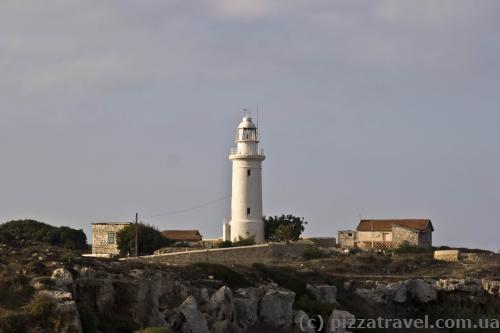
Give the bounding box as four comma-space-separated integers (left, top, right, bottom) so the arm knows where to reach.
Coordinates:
338, 219, 434, 249
91, 222, 131, 257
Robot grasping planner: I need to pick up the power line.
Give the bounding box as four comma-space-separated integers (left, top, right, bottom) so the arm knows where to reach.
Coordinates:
144, 195, 230, 218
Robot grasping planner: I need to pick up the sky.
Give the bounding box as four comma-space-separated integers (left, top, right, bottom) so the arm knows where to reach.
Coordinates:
1, 0, 499, 250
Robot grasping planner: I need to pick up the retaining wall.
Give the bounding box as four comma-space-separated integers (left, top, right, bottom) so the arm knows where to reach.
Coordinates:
123, 243, 311, 265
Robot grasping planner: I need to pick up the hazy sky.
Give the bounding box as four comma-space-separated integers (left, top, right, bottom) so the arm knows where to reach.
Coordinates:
1, 0, 499, 250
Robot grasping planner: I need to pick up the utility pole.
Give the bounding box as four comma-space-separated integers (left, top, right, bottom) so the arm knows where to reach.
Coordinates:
135, 213, 138, 257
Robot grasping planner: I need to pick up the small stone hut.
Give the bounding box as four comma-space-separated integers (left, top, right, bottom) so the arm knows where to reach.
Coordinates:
91, 222, 131, 257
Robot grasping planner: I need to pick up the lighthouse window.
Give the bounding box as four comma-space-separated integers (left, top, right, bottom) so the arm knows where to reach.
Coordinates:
247, 208, 251, 216
247, 169, 251, 176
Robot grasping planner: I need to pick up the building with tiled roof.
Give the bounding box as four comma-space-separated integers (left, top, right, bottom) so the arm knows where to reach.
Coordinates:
339, 219, 434, 249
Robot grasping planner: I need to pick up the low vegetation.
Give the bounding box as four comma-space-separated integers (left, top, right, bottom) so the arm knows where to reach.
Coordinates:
0, 219, 87, 250
217, 235, 256, 248
391, 241, 433, 255
302, 247, 327, 260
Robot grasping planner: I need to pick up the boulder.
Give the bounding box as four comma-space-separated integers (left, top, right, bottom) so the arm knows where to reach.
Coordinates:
233, 288, 261, 329
306, 284, 337, 304
176, 296, 209, 333
39, 290, 83, 333
482, 279, 500, 296
258, 289, 295, 329
407, 280, 437, 303
210, 286, 234, 322
327, 309, 355, 333
51, 268, 73, 287
292, 310, 315, 333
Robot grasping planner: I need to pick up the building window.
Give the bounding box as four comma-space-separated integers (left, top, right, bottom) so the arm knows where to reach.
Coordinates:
107, 232, 116, 244
247, 169, 251, 176
247, 207, 251, 216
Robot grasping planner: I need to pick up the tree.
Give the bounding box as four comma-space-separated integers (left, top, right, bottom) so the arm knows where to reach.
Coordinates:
116, 223, 171, 256
263, 215, 307, 242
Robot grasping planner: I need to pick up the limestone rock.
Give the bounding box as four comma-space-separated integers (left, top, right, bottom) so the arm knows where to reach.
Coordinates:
258, 289, 295, 329
293, 310, 315, 333
210, 286, 234, 321
51, 268, 74, 287
407, 279, 437, 303
233, 288, 262, 329
306, 284, 337, 304
39, 290, 83, 333
435, 278, 482, 293
327, 309, 355, 333
482, 279, 500, 296
176, 296, 209, 333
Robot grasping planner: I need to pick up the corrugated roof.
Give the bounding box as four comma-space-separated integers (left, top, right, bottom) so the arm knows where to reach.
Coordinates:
162, 230, 202, 241
356, 219, 433, 232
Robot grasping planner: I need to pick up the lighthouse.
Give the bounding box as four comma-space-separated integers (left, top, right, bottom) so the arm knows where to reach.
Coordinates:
223, 114, 265, 243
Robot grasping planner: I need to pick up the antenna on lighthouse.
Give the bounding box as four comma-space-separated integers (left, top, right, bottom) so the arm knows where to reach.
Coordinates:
256, 104, 259, 128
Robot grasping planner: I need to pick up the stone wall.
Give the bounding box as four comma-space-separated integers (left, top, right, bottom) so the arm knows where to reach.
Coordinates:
124, 243, 311, 265
392, 225, 419, 247
434, 250, 460, 261
304, 237, 336, 248
92, 223, 131, 256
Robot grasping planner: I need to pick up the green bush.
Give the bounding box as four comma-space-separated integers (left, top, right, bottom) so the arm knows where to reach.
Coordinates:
392, 241, 432, 255
217, 240, 233, 248
302, 247, 326, 260
116, 223, 172, 256
191, 263, 251, 289
0, 220, 87, 250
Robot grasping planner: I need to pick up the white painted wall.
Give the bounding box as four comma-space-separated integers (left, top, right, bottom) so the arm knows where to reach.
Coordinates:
227, 116, 265, 243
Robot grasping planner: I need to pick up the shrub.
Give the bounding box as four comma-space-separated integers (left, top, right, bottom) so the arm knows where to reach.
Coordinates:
302, 247, 326, 260
116, 223, 172, 256
217, 240, 233, 248
392, 241, 432, 255
0, 220, 87, 250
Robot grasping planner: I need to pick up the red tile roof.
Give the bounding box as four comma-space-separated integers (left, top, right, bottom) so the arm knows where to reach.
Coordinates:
356, 219, 433, 232
162, 230, 202, 241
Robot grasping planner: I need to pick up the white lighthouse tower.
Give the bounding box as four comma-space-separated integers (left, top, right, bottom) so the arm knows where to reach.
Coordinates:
223, 114, 265, 243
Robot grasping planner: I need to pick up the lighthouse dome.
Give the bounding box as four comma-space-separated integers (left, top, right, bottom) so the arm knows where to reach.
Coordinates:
238, 117, 256, 129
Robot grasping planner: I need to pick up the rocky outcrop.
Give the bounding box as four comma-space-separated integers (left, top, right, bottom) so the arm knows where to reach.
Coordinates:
327, 309, 355, 333
51, 268, 74, 287
435, 278, 482, 293
259, 289, 296, 329
482, 279, 500, 296
171, 296, 209, 333
293, 310, 315, 333
355, 279, 436, 304
39, 290, 83, 333
306, 284, 337, 304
